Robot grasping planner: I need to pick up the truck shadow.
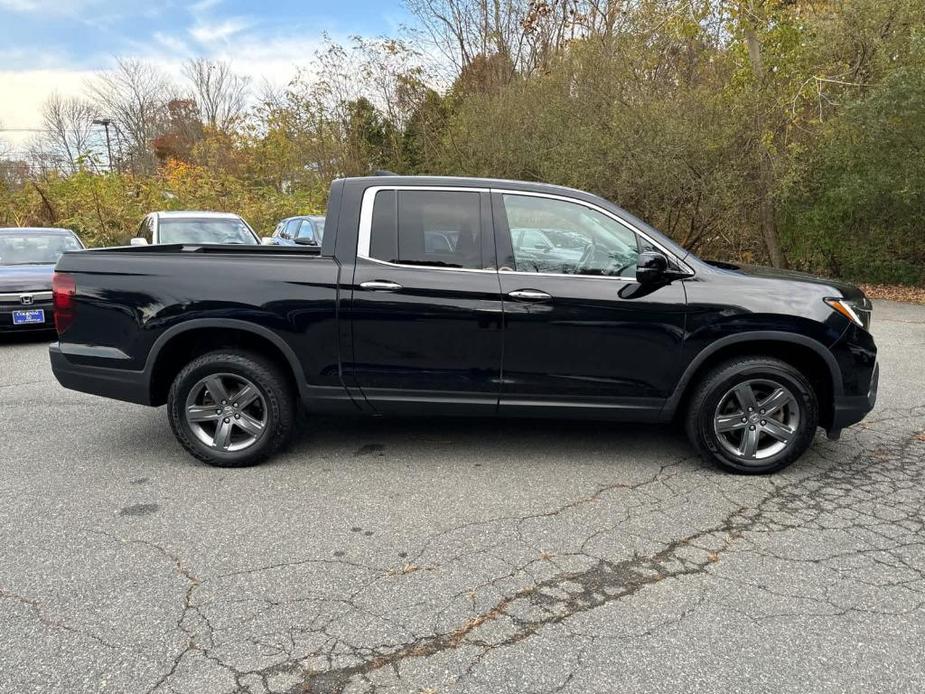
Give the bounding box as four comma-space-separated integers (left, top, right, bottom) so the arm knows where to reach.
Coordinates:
0, 330, 56, 346
286, 415, 694, 468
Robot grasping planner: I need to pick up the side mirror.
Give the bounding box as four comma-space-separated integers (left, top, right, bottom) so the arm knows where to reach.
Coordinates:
130, 238, 148, 246
636, 251, 669, 284
261, 237, 276, 246
293, 237, 318, 246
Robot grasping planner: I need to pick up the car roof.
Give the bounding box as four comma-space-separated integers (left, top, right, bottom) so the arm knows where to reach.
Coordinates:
0, 227, 76, 234
281, 215, 324, 223
153, 211, 243, 220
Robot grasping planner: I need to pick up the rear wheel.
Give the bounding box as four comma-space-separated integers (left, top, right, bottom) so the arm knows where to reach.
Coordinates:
685, 357, 818, 474
167, 349, 295, 467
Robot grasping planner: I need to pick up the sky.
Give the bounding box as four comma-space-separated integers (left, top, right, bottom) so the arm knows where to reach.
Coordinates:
0, 0, 410, 153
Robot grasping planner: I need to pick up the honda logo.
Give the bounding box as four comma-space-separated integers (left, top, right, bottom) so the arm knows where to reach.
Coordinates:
19, 294, 33, 306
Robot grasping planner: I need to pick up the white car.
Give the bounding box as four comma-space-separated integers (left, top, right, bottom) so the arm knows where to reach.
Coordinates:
131, 211, 260, 246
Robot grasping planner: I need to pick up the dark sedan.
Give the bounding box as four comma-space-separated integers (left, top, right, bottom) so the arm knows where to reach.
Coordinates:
0, 228, 84, 332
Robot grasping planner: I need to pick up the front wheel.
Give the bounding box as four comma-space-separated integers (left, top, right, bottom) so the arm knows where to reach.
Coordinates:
167, 349, 296, 467
685, 357, 818, 474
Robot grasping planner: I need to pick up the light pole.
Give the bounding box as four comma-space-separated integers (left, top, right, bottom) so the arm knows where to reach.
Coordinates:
92, 118, 113, 172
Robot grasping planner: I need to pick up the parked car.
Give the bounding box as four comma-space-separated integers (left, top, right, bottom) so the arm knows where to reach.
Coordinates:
131, 211, 259, 246
0, 227, 84, 332
48, 176, 878, 474
264, 215, 325, 246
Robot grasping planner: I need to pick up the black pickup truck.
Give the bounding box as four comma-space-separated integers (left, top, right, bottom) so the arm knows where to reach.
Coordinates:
50, 176, 878, 473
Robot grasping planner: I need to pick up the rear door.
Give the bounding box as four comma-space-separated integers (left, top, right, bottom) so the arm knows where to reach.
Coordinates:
493, 191, 688, 418
349, 186, 503, 415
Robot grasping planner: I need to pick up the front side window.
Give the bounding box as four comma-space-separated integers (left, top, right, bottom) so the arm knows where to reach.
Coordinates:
368, 190, 482, 269
284, 219, 301, 239
296, 219, 318, 243
503, 194, 640, 277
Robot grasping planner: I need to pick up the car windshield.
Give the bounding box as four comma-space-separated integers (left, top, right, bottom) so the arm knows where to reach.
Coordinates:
159, 218, 257, 245
0, 233, 82, 265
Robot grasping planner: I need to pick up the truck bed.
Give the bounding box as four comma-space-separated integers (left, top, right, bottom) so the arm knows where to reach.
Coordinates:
51, 243, 342, 405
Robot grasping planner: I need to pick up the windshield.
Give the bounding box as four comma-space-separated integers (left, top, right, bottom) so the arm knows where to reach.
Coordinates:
0, 233, 82, 265
159, 218, 257, 245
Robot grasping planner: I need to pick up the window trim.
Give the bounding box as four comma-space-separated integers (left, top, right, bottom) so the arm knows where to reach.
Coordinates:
356, 185, 694, 278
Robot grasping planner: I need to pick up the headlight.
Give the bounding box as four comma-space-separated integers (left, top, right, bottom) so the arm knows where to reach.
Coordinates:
824, 297, 872, 331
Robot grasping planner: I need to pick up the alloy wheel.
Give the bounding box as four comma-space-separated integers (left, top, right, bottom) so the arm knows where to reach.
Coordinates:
713, 378, 800, 462
184, 373, 267, 452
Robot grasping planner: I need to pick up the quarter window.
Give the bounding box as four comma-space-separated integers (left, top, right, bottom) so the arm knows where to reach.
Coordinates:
503, 194, 640, 277
368, 190, 483, 269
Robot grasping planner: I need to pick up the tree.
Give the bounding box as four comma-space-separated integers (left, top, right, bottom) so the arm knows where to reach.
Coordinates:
182, 58, 250, 131
88, 59, 174, 173
39, 93, 98, 173
152, 99, 205, 163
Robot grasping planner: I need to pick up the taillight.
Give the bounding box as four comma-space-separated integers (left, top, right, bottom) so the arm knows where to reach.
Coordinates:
52, 272, 77, 334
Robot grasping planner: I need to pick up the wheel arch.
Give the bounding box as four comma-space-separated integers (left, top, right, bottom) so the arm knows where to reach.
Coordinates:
145, 319, 306, 406
665, 332, 842, 429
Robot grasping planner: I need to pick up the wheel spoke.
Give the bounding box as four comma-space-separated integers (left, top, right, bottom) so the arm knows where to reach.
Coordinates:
204, 376, 230, 404
763, 419, 795, 443
187, 405, 221, 423
234, 412, 265, 437
760, 387, 793, 416
234, 384, 260, 409
733, 383, 759, 412
213, 419, 233, 450
741, 426, 760, 458
715, 414, 747, 433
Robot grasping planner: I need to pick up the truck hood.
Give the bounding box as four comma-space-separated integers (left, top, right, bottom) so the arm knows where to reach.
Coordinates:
705, 260, 865, 301
0, 264, 55, 292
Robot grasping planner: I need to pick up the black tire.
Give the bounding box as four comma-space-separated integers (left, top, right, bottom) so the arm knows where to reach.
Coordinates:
167, 349, 296, 467
684, 356, 818, 474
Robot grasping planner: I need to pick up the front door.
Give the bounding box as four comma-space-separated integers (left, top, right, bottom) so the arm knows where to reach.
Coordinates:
493, 191, 687, 418
349, 187, 503, 415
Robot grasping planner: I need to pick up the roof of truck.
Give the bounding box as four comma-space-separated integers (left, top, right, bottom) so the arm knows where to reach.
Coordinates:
346, 175, 589, 197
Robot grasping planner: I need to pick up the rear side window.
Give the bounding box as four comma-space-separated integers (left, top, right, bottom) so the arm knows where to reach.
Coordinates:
368, 190, 482, 269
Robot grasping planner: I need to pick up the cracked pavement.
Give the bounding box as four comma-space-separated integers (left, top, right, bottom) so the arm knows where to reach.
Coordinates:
1, 300, 924, 693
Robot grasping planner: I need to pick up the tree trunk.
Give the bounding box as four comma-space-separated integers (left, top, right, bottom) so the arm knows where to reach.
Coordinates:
744, 14, 787, 268
756, 150, 785, 268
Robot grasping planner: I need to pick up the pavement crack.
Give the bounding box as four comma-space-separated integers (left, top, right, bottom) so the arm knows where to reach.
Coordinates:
0, 586, 123, 651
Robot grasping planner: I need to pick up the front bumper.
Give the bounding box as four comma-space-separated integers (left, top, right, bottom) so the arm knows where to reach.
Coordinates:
828, 360, 879, 435
49, 343, 151, 405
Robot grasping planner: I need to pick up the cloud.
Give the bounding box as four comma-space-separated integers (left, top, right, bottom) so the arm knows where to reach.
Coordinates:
153, 31, 191, 56
0, 68, 98, 150
189, 17, 253, 44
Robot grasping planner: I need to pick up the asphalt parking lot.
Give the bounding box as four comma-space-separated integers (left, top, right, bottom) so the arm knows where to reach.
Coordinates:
1, 300, 924, 694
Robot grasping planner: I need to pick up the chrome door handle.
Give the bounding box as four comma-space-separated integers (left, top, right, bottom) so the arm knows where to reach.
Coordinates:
507, 289, 552, 302
360, 280, 403, 292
